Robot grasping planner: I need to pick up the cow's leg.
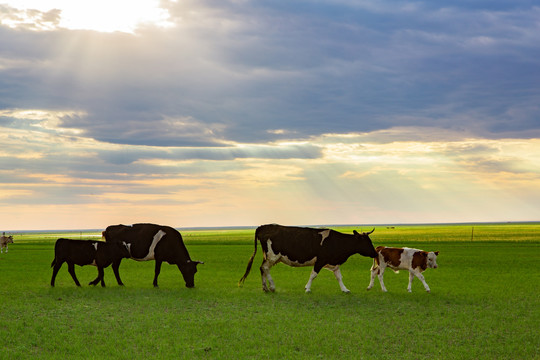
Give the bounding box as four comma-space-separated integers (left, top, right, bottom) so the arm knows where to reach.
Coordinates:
259, 259, 275, 292
410, 269, 430, 293
50, 261, 64, 287
112, 259, 124, 286
331, 266, 350, 293
304, 269, 319, 293
90, 260, 115, 286
153, 260, 162, 287
259, 260, 268, 292
377, 265, 388, 292
407, 271, 414, 292
89, 269, 100, 286
97, 266, 106, 287
67, 262, 81, 287
367, 265, 378, 290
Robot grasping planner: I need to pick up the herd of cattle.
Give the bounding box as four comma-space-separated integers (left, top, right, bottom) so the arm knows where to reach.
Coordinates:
3, 223, 440, 293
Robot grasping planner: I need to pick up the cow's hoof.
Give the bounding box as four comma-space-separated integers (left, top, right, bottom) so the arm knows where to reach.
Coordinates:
342, 290, 351, 294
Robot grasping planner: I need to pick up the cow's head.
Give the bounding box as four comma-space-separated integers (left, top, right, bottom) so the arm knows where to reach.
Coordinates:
6, 235, 13, 243
427, 251, 439, 269
179, 260, 204, 288
353, 229, 378, 258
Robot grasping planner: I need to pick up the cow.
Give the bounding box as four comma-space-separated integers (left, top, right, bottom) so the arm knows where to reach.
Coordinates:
239, 224, 378, 293
96, 223, 203, 288
367, 246, 439, 293
50, 238, 131, 287
1, 234, 14, 253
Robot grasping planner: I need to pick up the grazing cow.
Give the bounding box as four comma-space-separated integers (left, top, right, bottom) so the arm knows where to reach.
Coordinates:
50, 238, 130, 287
1, 234, 14, 253
239, 224, 378, 293
367, 246, 439, 293
97, 223, 203, 288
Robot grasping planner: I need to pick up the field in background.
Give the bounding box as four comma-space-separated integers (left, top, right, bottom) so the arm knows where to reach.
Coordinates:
10, 222, 540, 244
1, 223, 539, 359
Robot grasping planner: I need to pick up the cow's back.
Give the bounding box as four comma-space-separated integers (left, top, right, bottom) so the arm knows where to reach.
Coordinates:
105, 223, 191, 264
104, 224, 161, 258
257, 224, 324, 264
378, 247, 424, 271
54, 239, 96, 265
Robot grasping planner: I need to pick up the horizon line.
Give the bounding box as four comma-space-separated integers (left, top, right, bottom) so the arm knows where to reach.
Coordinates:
4, 220, 539, 234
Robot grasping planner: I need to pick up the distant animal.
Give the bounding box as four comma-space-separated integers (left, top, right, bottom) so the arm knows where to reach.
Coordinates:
239, 224, 378, 293
50, 238, 131, 287
367, 246, 439, 293
0, 235, 14, 253
95, 223, 203, 288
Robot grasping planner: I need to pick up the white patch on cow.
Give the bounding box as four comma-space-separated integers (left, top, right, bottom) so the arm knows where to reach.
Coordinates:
123, 241, 131, 256
132, 229, 166, 261
261, 239, 317, 292
266, 239, 316, 267
93, 242, 98, 251
398, 248, 417, 270
319, 229, 330, 245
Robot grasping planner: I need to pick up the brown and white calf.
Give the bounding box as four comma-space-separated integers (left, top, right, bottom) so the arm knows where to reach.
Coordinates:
367, 246, 439, 293
1, 235, 14, 253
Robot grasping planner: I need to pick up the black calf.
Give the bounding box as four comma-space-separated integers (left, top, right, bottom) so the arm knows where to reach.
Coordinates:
50, 238, 130, 287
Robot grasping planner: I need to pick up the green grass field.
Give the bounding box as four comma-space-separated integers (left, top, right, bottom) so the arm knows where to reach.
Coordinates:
1, 224, 539, 359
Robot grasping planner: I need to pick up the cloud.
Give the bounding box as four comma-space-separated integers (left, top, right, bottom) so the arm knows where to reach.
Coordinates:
0, 5, 61, 31
2, 1, 540, 148
1, 1, 540, 228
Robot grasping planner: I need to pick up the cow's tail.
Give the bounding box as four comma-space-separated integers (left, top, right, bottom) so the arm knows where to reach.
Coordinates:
51, 238, 62, 268
369, 257, 379, 272
370, 248, 381, 274
238, 232, 259, 287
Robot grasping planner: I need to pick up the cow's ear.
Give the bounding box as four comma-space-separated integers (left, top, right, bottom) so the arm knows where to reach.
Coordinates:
434, 251, 440, 256
353, 230, 359, 236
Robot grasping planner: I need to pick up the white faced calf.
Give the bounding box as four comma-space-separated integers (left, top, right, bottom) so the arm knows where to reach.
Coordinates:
367, 246, 439, 293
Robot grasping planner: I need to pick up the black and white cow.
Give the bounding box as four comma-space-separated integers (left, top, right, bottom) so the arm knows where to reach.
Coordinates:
239, 224, 378, 293
98, 223, 203, 288
50, 238, 130, 287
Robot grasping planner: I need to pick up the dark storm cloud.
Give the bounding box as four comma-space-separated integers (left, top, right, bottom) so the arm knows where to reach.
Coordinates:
1, 1, 539, 148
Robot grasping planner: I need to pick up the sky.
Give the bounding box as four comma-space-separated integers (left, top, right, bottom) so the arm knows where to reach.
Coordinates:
1, 0, 539, 230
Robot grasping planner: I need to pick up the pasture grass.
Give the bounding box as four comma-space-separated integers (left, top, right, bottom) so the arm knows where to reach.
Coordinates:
0, 223, 538, 359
